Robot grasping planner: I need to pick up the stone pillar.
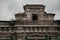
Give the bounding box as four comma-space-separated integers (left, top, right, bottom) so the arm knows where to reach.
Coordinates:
35, 27, 37, 32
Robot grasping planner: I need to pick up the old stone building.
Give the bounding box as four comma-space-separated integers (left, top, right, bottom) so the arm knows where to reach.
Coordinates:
0, 4, 60, 40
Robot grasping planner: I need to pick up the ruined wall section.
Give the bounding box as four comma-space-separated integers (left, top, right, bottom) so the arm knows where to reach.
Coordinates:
15, 4, 56, 25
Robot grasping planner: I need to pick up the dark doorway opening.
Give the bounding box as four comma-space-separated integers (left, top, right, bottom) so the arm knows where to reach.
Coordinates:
32, 14, 38, 21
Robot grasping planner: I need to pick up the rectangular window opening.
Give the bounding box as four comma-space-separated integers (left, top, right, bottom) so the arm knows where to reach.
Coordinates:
32, 14, 38, 21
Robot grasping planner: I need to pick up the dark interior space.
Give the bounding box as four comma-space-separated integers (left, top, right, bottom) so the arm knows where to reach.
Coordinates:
32, 14, 38, 21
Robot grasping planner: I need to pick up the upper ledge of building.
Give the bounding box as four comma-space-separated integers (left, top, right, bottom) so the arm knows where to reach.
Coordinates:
15, 13, 23, 16
0, 20, 11, 22
0, 20, 16, 22
47, 13, 56, 16
23, 4, 45, 11
15, 12, 25, 16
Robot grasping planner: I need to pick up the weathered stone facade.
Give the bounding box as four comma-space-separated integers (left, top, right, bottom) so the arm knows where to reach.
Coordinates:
0, 4, 60, 40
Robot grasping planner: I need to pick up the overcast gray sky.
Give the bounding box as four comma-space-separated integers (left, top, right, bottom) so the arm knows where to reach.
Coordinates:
0, 0, 60, 20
